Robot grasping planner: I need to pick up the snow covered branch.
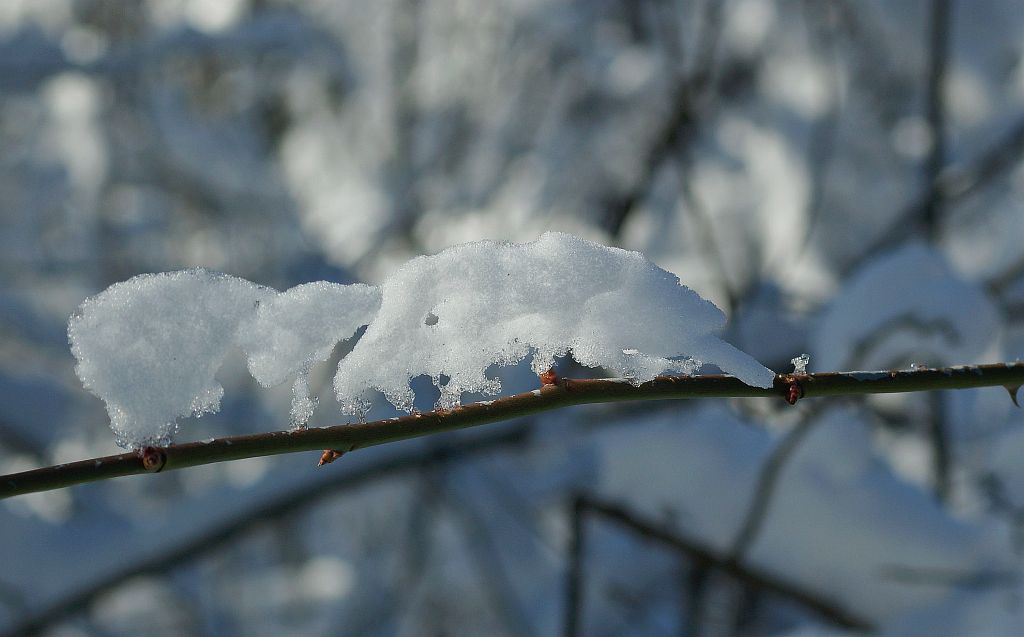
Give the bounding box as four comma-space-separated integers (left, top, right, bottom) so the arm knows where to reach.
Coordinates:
67, 234, 777, 449
3, 363, 1022, 499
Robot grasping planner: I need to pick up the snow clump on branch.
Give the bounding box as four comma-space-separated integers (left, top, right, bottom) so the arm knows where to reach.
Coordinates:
69, 233, 774, 448
236, 281, 381, 425
68, 270, 275, 448
69, 271, 380, 449
333, 232, 775, 416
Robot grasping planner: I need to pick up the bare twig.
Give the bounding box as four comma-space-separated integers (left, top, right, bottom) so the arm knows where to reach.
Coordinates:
795, 0, 843, 257
849, 109, 1024, 275
4, 363, 1024, 499
601, 0, 726, 238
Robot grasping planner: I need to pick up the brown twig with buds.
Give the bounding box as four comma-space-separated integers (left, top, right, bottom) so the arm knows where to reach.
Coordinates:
2, 363, 1022, 499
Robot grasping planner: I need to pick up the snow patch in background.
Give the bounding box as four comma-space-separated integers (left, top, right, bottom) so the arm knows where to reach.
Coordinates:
594, 405, 1014, 629
811, 243, 1001, 371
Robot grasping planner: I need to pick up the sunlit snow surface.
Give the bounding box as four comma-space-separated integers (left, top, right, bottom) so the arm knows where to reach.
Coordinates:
68, 270, 275, 449
236, 281, 381, 426
69, 234, 773, 446
69, 272, 380, 448
333, 232, 775, 416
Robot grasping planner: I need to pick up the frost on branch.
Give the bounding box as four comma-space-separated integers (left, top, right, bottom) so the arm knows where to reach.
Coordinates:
68, 270, 274, 449
791, 353, 809, 374
236, 282, 381, 426
333, 232, 775, 416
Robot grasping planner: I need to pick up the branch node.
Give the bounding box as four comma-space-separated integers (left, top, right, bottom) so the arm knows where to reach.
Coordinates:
785, 380, 804, 406
539, 367, 560, 386
1005, 384, 1021, 408
318, 448, 346, 466
139, 446, 166, 473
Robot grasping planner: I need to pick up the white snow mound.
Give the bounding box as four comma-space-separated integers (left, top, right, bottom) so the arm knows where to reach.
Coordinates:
68, 270, 274, 449
236, 281, 381, 425
70, 234, 773, 445
334, 232, 775, 415
70, 272, 382, 448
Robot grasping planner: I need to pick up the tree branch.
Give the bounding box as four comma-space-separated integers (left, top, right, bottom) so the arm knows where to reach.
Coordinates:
3, 363, 1023, 499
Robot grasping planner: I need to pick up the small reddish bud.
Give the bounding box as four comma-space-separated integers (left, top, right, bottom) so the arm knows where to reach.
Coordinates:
140, 446, 165, 472
539, 367, 560, 386
785, 381, 802, 406
318, 449, 345, 466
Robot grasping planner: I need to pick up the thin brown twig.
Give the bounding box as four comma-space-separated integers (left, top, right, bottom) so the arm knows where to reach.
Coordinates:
3, 363, 1023, 499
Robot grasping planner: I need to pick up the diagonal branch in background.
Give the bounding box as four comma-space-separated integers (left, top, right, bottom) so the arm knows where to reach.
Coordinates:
848, 108, 1024, 275
794, 0, 843, 258
570, 495, 874, 632
936, 114, 1024, 206
0, 427, 530, 637
3, 363, 1024, 499
601, 0, 726, 239
728, 417, 820, 562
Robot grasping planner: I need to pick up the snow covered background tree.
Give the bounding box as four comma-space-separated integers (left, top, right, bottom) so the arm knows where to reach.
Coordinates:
2, 0, 1024, 634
